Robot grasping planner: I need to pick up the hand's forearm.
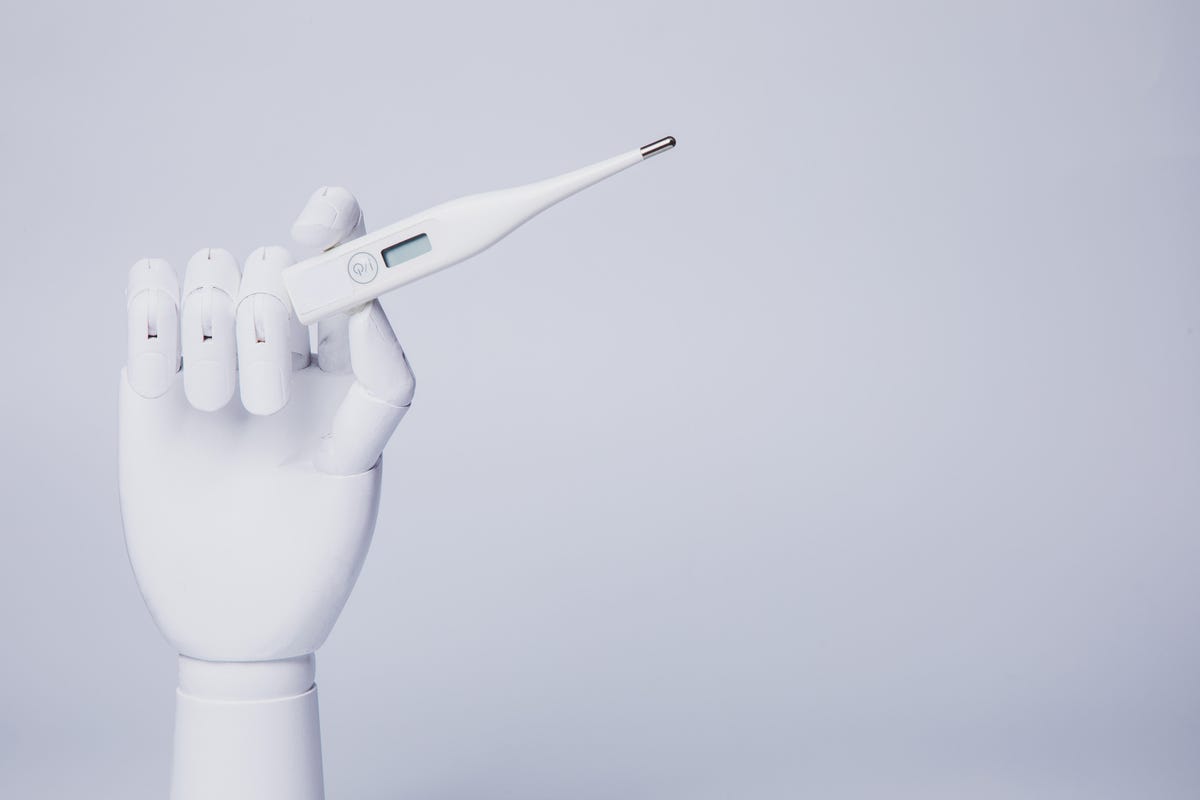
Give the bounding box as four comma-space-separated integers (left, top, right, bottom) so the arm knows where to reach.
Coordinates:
171, 655, 325, 800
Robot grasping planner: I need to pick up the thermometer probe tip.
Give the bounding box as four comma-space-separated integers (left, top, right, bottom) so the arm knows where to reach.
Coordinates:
640, 136, 676, 159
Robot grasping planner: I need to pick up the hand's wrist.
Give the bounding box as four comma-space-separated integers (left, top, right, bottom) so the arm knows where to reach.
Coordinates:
178, 654, 315, 703
171, 654, 325, 798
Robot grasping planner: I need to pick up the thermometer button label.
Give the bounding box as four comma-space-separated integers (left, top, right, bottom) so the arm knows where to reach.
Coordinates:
347, 252, 379, 284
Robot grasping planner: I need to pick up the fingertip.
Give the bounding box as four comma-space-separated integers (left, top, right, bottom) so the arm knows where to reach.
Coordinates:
241, 245, 293, 298
239, 359, 289, 415
291, 186, 363, 250
128, 349, 173, 398
183, 248, 240, 297
127, 257, 179, 304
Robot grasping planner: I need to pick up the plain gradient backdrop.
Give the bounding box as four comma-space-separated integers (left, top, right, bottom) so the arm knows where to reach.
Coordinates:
2, 1, 1199, 797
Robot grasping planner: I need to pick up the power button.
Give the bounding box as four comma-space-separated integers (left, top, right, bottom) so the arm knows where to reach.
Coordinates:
347, 252, 378, 284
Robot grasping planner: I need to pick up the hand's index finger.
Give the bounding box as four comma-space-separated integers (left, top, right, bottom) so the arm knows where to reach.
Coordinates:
291, 186, 367, 374
291, 186, 365, 251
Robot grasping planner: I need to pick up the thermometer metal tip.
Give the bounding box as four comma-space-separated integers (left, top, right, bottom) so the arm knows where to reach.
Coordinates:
640, 136, 676, 159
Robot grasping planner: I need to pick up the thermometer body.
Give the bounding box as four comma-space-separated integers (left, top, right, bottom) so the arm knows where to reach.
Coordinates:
282, 137, 674, 325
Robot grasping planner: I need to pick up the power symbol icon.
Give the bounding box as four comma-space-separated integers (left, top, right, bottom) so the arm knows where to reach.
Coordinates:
347, 253, 378, 284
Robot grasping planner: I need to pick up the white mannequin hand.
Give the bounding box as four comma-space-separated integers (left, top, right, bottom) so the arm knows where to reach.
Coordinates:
119, 188, 415, 799
119, 187, 414, 661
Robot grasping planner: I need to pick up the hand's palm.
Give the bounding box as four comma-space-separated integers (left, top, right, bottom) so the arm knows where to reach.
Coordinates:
121, 367, 382, 660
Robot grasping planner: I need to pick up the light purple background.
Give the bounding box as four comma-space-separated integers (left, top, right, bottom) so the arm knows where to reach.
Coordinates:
2, 1, 1199, 797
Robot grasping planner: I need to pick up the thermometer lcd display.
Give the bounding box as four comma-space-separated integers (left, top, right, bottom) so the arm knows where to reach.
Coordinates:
382, 233, 432, 268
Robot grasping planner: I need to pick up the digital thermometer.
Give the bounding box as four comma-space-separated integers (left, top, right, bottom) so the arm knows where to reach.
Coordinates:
282, 136, 676, 324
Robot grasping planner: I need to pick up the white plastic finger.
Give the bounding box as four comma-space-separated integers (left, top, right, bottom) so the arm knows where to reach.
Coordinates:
237, 246, 308, 415
349, 300, 415, 406
290, 187, 366, 373
181, 249, 240, 411
126, 258, 180, 398
291, 186, 364, 251
315, 300, 415, 475
318, 382, 410, 475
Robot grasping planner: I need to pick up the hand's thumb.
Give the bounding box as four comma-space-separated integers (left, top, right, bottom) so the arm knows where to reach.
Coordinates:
315, 300, 415, 475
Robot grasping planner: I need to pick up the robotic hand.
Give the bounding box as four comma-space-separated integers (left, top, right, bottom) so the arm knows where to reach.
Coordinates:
119, 188, 415, 800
